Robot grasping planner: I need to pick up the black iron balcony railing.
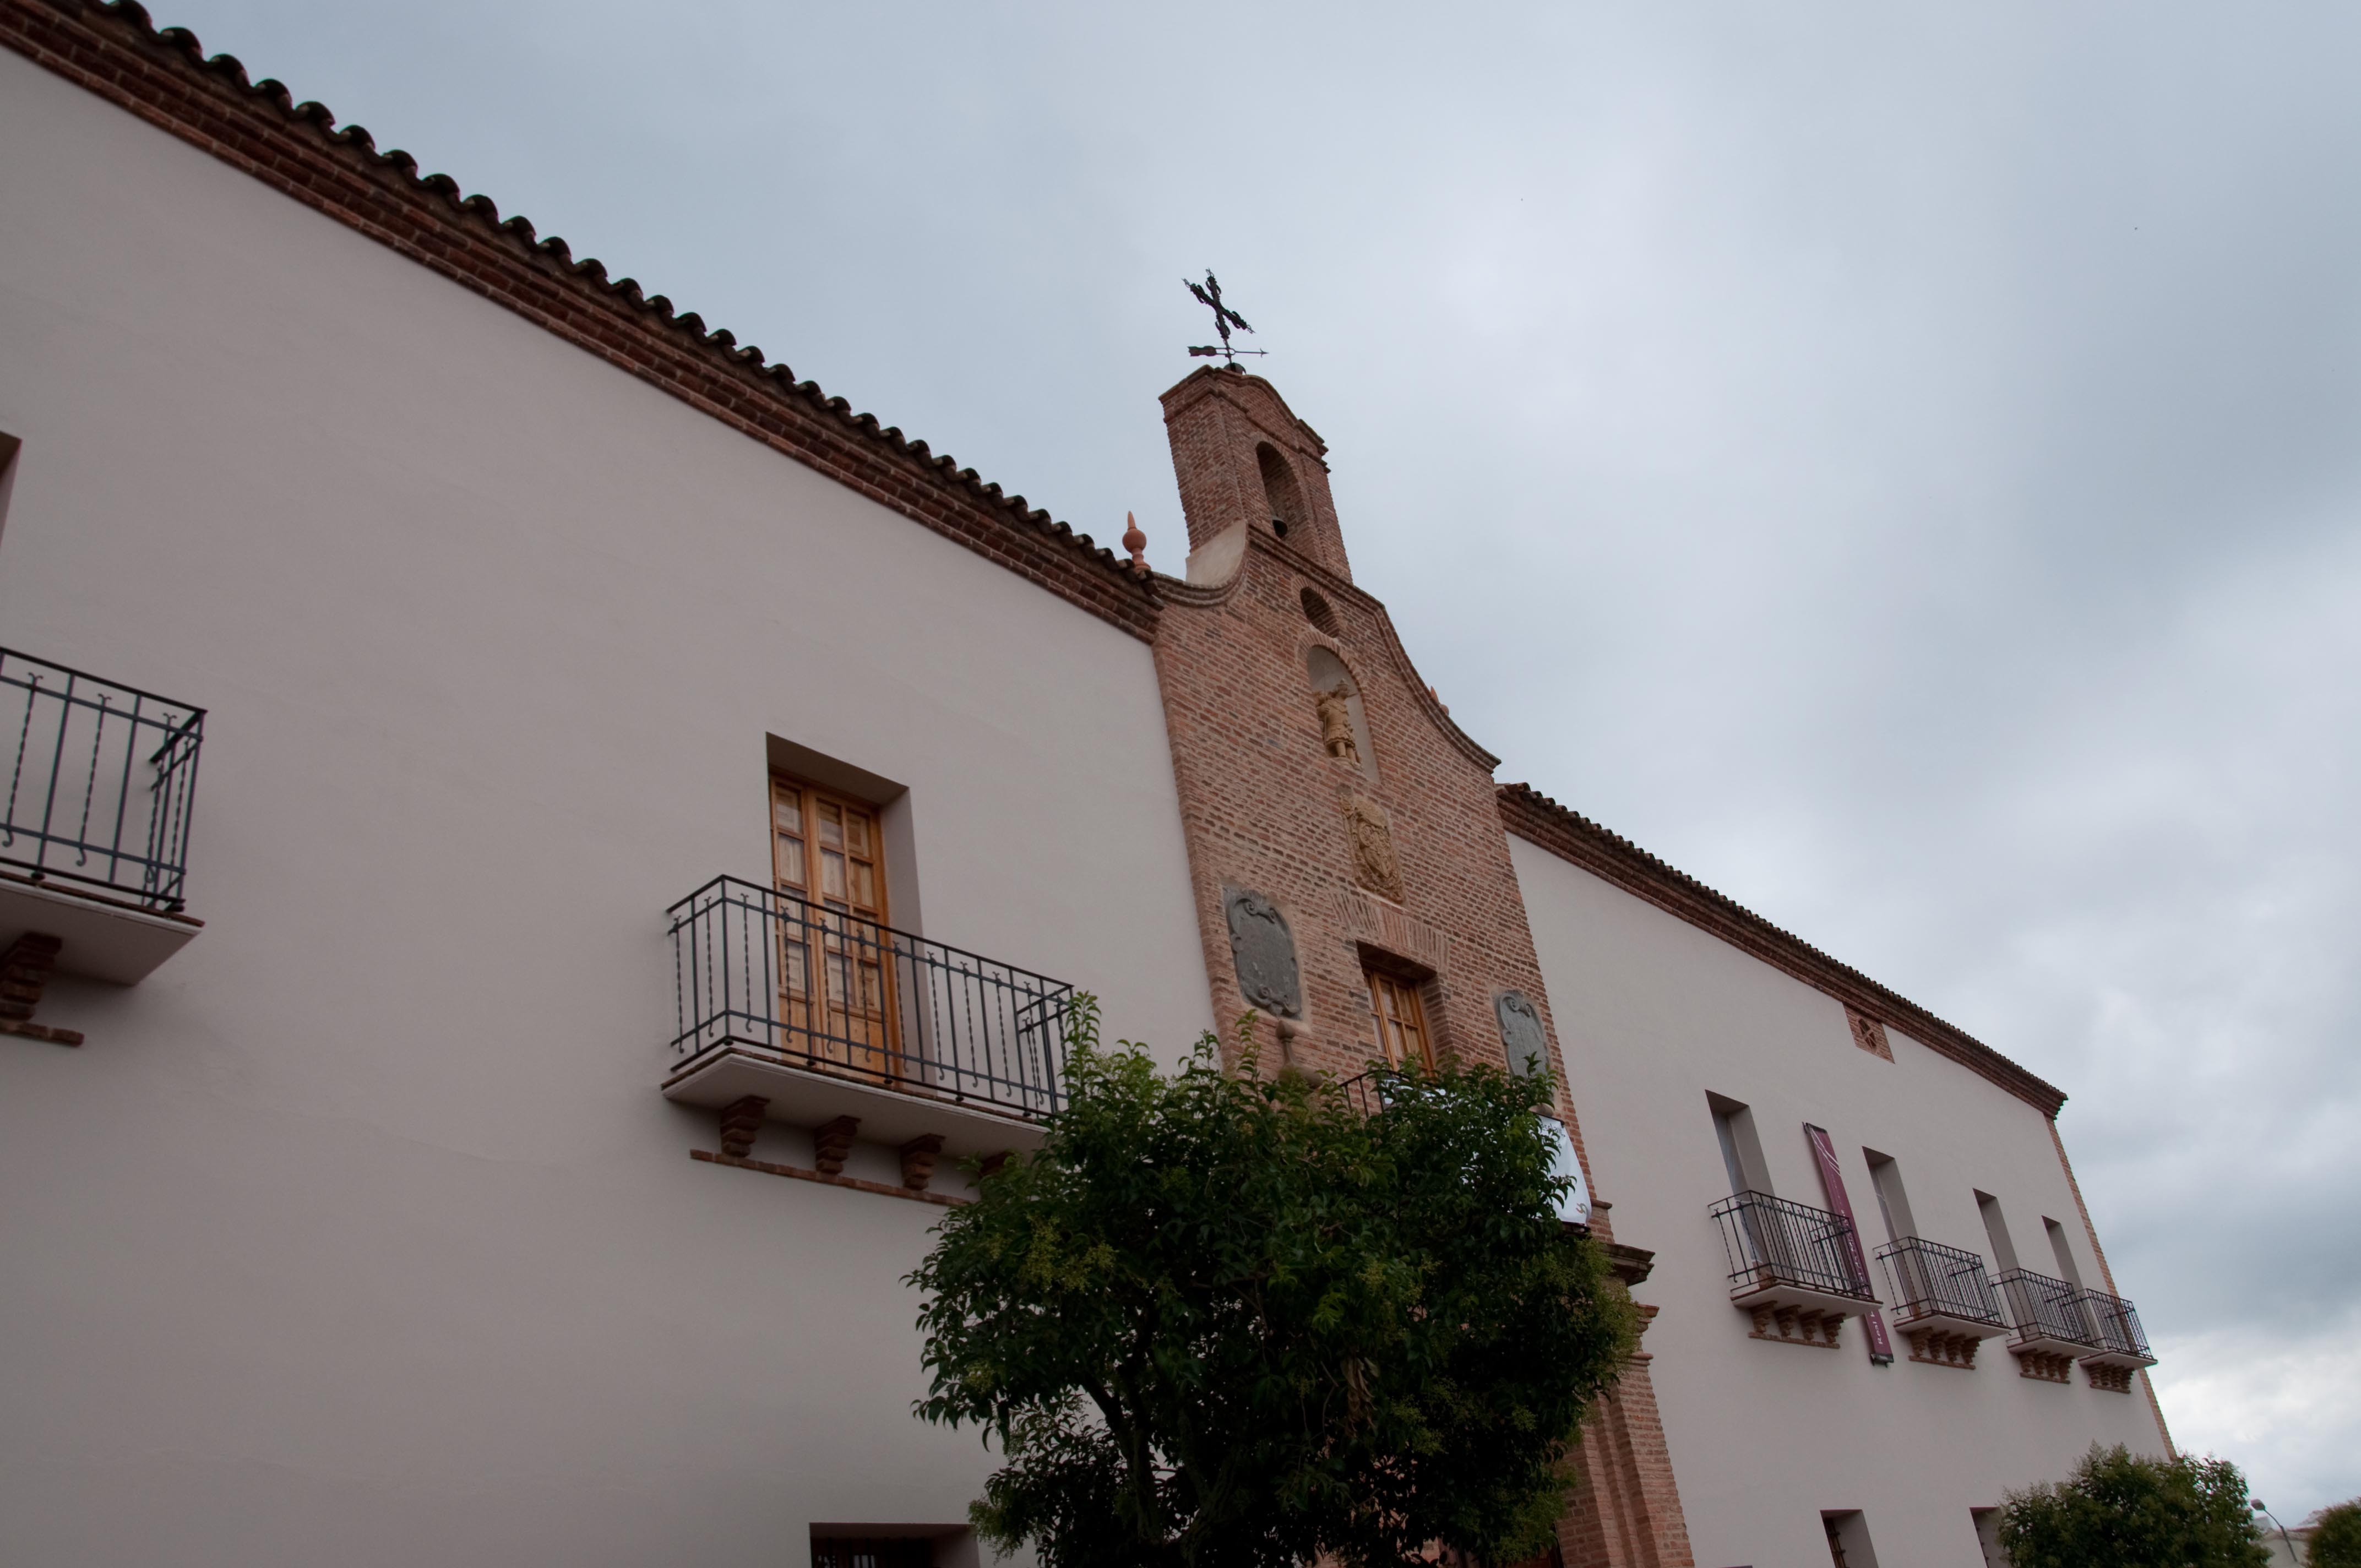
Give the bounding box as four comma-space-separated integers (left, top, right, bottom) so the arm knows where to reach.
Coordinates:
1335, 1065, 1443, 1119
2076, 1288, 2155, 1363
667, 875, 1077, 1123
1998, 1268, 2099, 1348
1, 650, 203, 911
1710, 1190, 1876, 1302
1875, 1236, 2007, 1329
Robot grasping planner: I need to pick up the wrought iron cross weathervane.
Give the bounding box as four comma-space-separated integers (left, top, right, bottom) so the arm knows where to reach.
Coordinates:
1185, 271, 1266, 366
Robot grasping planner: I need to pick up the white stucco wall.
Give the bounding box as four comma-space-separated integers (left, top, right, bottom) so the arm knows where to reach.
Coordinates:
0, 50, 1211, 1568
1508, 833, 2169, 1568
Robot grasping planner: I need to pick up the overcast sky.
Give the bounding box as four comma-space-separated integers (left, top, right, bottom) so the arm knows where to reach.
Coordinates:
157, 0, 2361, 1518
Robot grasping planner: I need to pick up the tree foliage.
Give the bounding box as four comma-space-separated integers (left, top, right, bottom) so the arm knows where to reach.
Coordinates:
1997, 1443, 2270, 1568
909, 1003, 1637, 1568
2309, 1498, 2361, 1568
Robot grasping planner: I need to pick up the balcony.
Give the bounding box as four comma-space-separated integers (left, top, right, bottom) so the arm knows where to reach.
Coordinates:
1710, 1190, 1880, 1349
662, 875, 1078, 1170
2075, 1288, 2156, 1389
0, 652, 203, 1023
1997, 1267, 2100, 1382
1875, 1237, 2009, 1369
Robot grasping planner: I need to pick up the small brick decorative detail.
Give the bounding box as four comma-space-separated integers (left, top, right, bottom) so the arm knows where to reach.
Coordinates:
1845, 1006, 1894, 1061
690, 1149, 967, 1208
2014, 1348, 2076, 1384
0, 932, 81, 1046
897, 1134, 946, 1191
0, 1017, 83, 1046
810, 1115, 860, 1176
1749, 1305, 1846, 1349
716, 1095, 769, 1159
977, 1151, 1014, 1183
1331, 888, 1451, 975
2085, 1362, 2135, 1393
0, 930, 63, 1019
1903, 1328, 1982, 1369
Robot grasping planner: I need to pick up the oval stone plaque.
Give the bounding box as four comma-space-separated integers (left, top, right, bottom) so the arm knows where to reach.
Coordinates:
1223, 887, 1303, 1018
1496, 990, 1550, 1079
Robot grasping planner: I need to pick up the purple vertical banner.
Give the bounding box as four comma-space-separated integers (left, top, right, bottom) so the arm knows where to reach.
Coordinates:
1804, 1123, 1894, 1365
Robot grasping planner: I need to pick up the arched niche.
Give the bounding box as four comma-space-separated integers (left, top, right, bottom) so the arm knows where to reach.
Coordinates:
1258, 443, 1309, 541
1306, 645, 1377, 781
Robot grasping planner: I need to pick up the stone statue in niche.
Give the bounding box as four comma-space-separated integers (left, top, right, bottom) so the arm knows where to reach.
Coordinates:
1223, 887, 1303, 1018
1341, 793, 1405, 902
1496, 990, 1551, 1080
1314, 687, 1360, 765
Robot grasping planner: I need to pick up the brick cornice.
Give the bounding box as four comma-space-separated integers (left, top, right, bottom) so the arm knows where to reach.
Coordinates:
1499, 783, 2068, 1117
1157, 367, 1329, 459
2, 0, 1160, 640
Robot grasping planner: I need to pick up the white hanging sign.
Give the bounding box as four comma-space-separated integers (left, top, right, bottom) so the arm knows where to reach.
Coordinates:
1539, 1115, 1592, 1226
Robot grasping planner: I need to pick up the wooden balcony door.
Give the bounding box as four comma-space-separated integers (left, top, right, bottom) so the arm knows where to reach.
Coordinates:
770, 776, 896, 1082
1367, 970, 1435, 1071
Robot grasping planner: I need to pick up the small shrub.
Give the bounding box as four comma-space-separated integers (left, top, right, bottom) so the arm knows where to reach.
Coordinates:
1998, 1442, 2268, 1568
2310, 1498, 2361, 1568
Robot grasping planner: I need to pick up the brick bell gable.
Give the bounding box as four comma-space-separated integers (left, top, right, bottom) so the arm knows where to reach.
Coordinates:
1146, 368, 1696, 1568
1161, 367, 1353, 581
1145, 363, 1585, 1197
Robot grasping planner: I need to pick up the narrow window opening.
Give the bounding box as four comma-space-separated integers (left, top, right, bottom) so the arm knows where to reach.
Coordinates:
1823, 1511, 1881, 1568
1970, 1507, 2009, 1567
0, 429, 20, 553
2043, 1217, 2086, 1291
1975, 1191, 2021, 1275
813, 1539, 934, 1568
1863, 1149, 1917, 1244
1706, 1093, 1772, 1195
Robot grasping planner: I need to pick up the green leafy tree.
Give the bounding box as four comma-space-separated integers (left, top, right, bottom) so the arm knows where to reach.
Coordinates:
909, 1001, 1637, 1568
1997, 1443, 2270, 1568
2309, 1498, 2361, 1568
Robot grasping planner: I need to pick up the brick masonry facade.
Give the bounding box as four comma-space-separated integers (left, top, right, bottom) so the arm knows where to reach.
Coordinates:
1149, 367, 1694, 1568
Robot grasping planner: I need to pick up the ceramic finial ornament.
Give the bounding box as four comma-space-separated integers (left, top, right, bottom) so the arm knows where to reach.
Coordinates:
1123, 511, 1148, 570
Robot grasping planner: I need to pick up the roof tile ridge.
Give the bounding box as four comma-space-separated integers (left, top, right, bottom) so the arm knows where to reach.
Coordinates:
1497, 781, 2068, 1117
34, 1, 1156, 622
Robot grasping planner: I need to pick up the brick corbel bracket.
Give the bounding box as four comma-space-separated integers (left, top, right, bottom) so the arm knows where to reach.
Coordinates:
2013, 1348, 2076, 1384
897, 1133, 946, 1192
1603, 1242, 1656, 1287
2084, 1362, 2136, 1393
0, 932, 83, 1046
716, 1095, 769, 1159
1749, 1305, 1846, 1349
